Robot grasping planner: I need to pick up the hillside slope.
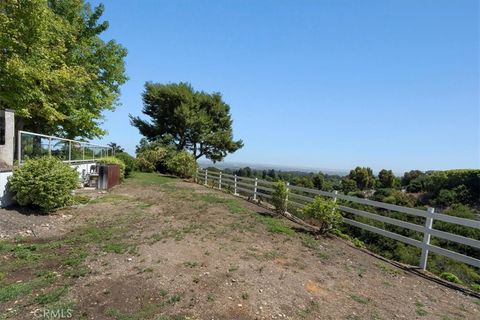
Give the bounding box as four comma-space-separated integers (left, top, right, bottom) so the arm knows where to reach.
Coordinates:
0, 172, 478, 319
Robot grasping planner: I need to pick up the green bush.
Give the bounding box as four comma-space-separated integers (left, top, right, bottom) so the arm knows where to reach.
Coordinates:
136, 147, 169, 172
114, 153, 136, 177
301, 196, 342, 235
9, 157, 79, 212
165, 151, 197, 178
96, 157, 126, 181
271, 181, 288, 213
440, 272, 463, 284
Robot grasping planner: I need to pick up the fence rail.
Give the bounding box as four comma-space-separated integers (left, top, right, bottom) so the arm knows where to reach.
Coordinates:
197, 168, 480, 270
17, 130, 112, 163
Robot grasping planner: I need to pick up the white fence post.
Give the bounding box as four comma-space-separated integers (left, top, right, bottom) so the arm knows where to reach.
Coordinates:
219, 172, 222, 190
48, 137, 52, 156
204, 169, 208, 186
68, 141, 72, 161
253, 177, 258, 201
333, 190, 338, 203
419, 207, 434, 270
234, 174, 238, 195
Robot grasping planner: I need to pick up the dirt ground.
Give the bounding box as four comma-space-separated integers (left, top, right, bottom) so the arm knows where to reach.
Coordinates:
0, 173, 479, 320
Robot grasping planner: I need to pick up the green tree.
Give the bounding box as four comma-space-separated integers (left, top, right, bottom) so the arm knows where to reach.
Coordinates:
108, 142, 125, 154
341, 178, 358, 193
0, 0, 127, 139
301, 197, 342, 235
378, 169, 395, 188
347, 166, 375, 190
401, 170, 423, 186
130, 82, 243, 162
312, 174, 324, 190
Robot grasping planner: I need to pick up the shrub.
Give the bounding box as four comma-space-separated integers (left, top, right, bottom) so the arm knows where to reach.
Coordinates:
440, 272, 463, 284
271, 181, 288, 213
9, 157, 79, 212
301, 196, 342, 235
96, 157, 126, 181
165, 151, 197, 178
471, 283, 480, 292
114, 153, 136, 177
136, 147, 168, 172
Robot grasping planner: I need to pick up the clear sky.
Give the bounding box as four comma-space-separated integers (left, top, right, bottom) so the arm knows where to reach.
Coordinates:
90, 0, 480, 173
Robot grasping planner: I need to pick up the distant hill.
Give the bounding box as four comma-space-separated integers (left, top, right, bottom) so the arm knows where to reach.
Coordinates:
198, 160, 349, 176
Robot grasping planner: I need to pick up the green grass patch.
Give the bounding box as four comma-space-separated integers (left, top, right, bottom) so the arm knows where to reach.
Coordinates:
89, 194, 132, 204
416, 309, 428, 316
63, 249, 88, 266
102, 243, 130, 254
105, 307, 134, 320
34, 286, 69, 305
198, 194, 250, 215
262, 250, 281, 261
301, 234, 318, 249
350, 294, 370, 304
0, 275, 54, 302
130, 172, 177, 186
440, 272, 463, 284
376, 263, 401, 276
167, 294, 181, 304
255, 215, 294, 235
65, 267, 90, 278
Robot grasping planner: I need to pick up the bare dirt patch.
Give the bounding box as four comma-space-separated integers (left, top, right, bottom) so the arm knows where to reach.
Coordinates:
0, 172, 478, 319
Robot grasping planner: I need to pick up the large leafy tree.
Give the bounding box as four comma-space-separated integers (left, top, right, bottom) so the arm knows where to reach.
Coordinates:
130, 82, 243, 162
0, 0, 127, 139
347, 166, 375, 190
378, 169, 395, 188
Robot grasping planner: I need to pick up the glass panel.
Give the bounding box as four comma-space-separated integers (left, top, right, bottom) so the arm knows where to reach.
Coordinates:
84, 145, 95, 160
93, 147, 102, 159
71, 142, 84, 160
20, 132, 50, 161
50, 138, 68, 160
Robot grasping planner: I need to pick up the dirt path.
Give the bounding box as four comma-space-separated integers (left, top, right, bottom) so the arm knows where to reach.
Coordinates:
0, 173, 478, 319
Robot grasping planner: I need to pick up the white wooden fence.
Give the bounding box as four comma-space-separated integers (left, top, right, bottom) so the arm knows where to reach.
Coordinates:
196, 168, 480, 271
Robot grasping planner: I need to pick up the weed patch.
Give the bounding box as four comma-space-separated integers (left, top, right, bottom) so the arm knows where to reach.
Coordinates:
350, 294, 370, 304
34, 286, 69, 305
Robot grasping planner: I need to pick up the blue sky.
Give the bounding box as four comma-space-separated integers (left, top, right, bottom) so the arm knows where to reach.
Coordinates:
90, 0, 479, 173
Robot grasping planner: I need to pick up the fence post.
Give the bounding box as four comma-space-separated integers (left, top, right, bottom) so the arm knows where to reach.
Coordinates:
285, 182, 290, 213
17, 131, 22, 163
219, 172, 222, 190
204, 169, 208, 186
68, 141, 72, 161
253, 177, 258, 201
234, 175, 238, 195
419, 207, 434, 270
333, 190, 338, 203
48, 137, 52, 156
82, 145, 85, 160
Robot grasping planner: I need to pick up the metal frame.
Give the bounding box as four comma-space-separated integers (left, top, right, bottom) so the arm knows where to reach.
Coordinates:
197, 168, 480, 270
17, 130, 113, 163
